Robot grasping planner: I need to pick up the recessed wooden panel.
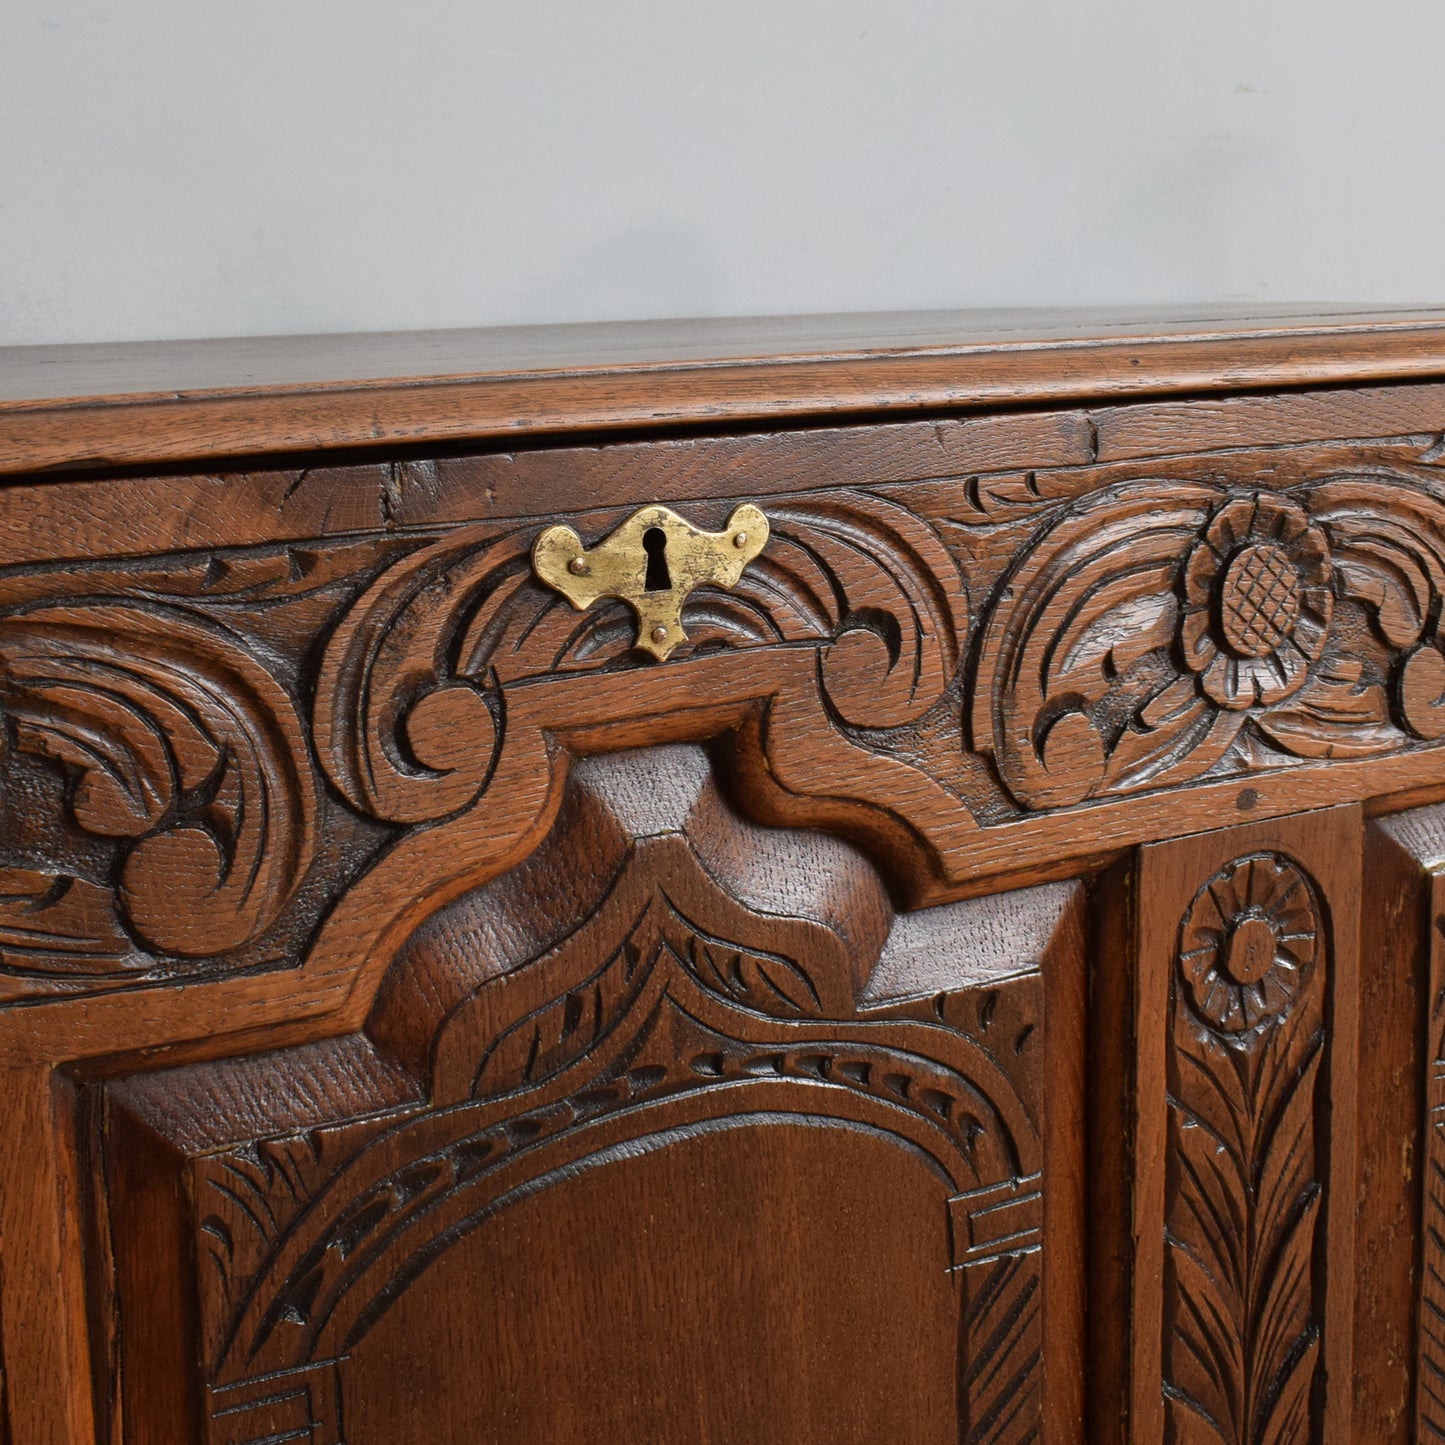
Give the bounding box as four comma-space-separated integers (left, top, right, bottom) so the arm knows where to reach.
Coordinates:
345, 1121, 958, 1444
103, 746, 1086, 1444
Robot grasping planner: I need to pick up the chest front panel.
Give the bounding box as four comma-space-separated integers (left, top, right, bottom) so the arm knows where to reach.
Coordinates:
3, 369, 1444, 1444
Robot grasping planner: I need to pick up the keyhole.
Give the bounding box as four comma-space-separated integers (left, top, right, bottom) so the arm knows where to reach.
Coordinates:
642, 528, 672, 592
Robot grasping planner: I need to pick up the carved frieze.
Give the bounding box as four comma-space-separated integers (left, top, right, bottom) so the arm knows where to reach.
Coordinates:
3, 453, 1444, 1001
974, 473, 1445, 810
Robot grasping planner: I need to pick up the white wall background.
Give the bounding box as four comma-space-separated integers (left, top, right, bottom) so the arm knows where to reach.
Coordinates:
2, 0, 1443, 347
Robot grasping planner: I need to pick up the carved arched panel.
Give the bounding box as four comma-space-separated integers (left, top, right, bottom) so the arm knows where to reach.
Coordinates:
104, 745, 1083, 1444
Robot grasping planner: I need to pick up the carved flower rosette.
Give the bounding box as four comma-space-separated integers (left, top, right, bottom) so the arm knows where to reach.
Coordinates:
1176, 852, 1319, 1039
975, 472, 1445, 811
1179, 494, 1332, 712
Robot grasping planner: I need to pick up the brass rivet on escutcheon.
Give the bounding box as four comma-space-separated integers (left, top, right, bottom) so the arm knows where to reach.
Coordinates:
531, 503, 770, 662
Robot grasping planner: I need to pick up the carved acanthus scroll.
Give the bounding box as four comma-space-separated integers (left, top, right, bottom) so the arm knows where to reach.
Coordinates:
0, 601, 316, 981
311, 491, 968, 829
974, 472, 1445, 811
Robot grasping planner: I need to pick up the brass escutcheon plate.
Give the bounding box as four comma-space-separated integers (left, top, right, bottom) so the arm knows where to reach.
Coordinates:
532, 503, 770, 661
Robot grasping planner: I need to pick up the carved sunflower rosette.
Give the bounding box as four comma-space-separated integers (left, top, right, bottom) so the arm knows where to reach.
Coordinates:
1179, 495, 1333, 713
1175, 852, 1319, 1038
976, 473, 1445, 811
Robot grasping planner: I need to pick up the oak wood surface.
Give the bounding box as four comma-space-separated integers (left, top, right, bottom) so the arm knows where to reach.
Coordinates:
2, 309, 1444, 1443
0, 1070, 96, 1445
4, 304, 1445, 475
1360, 812, 1437, 1442
1092, 808, 1360, 1445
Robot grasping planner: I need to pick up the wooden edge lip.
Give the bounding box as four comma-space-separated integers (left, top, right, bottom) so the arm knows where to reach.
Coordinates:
10, 311, 1445, 409
5, 312, 1445, 477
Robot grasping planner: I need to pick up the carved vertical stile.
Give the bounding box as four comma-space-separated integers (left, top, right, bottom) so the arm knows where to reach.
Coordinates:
1164, 852, 1327, 1444
1094, 807, 1359, 1445
1421, 907, 1445, 1442
0, 1068, 97, 1445
0, 1297, 8, 1445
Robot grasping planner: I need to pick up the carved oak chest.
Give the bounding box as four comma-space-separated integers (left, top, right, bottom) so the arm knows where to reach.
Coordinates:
3, 305, 1445, 1443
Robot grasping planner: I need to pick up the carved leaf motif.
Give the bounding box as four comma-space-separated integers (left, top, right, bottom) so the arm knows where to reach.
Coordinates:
974, 479, 1230, 809
683, 932, 824, 1016
0, 868, 140, 980
765, 494, 968, 729
1164, 854, 1325, 1445
1250, 658, 1392, 759
1304, 478, 1445, 648
0, 604, 314, 960
468, 921, 656, 1098
958, 1248, 1043, 1445
1302, 476, 1445, 741
314, 525, 517, 823
976, 473, 1445, 811
455, 892, 832, 1101
198, 1135, 331, 1315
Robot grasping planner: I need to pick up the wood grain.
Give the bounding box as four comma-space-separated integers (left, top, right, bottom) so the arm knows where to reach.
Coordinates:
2, 310, 1443, 1443
4, 305, 1445, 475
0, 1068, 95, 1445
1093, 380, 1445, 462
2, 382, 1444, 572
1092, 807, 1360, 1445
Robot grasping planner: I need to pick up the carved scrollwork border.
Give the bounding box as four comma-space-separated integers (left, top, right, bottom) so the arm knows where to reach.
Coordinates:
311, 492, 968, 828
6, 465, 1445, 1020
0, 598, 317, 985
